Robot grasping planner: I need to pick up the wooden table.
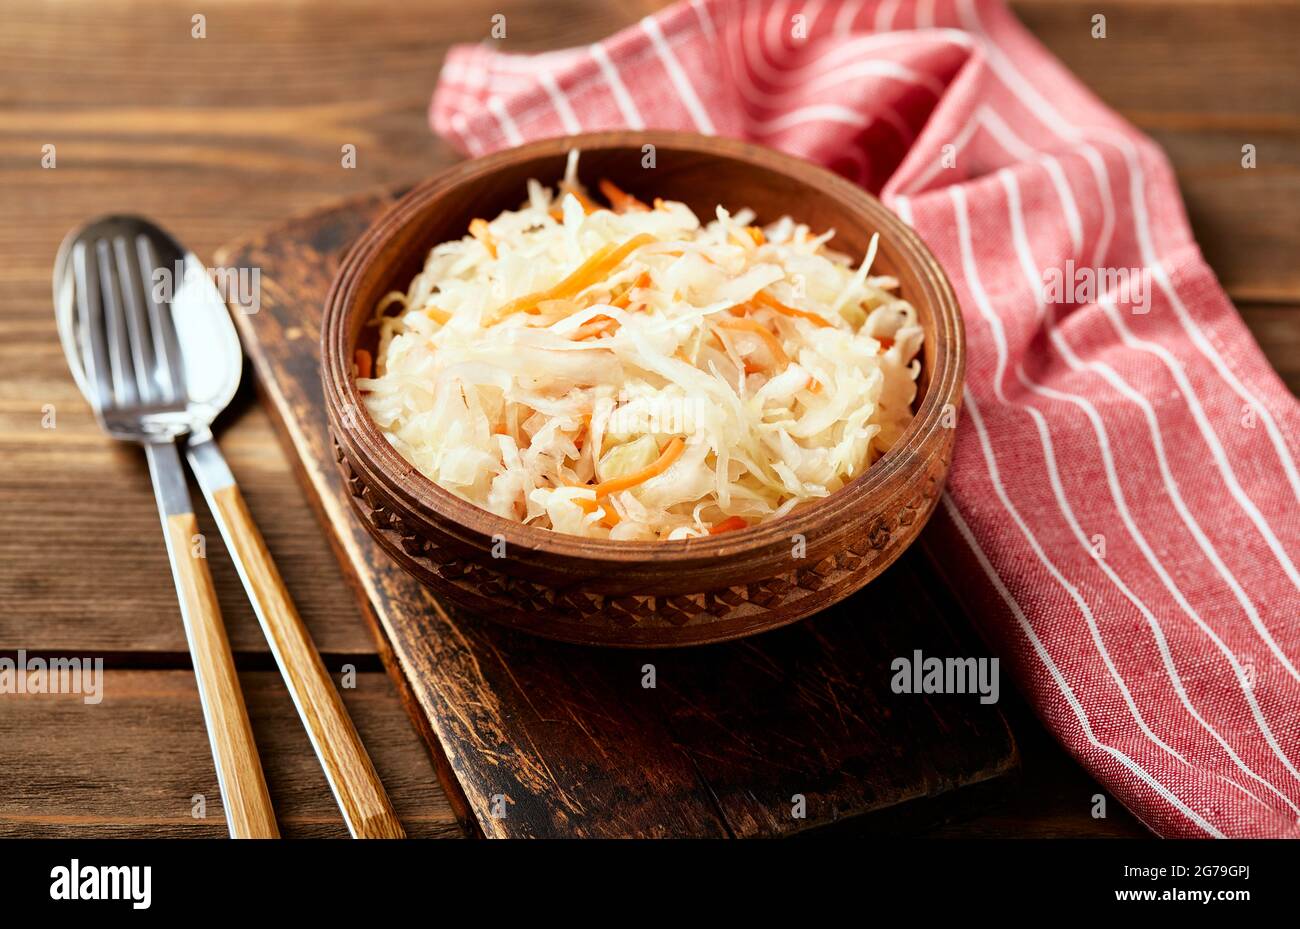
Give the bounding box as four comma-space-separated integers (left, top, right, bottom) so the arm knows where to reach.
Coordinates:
0, 0, 1293, 838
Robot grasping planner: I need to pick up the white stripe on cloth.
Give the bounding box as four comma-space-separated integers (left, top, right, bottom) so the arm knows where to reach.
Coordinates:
538, 72, 583, 135
954, 0, 1300, 506
486, 96, 524, 146
940, 485, 1223, 838
640, 15, 717, 134
950, 184, 1192, 774
590, 43, 645, 129
997, 167, 1300, 806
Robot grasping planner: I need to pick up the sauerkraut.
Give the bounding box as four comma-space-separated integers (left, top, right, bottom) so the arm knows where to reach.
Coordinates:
360, 152, 924, 541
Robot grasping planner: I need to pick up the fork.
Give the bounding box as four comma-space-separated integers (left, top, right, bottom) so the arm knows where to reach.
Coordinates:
73, 229, 279, 839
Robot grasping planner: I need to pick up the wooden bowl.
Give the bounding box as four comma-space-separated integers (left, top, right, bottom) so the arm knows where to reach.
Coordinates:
322, 131, 964, 647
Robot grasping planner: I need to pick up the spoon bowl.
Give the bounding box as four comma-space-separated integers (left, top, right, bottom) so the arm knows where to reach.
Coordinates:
54, 215, 242, 439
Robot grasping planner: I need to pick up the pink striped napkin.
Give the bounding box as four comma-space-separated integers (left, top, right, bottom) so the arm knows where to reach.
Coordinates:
431, 0, 1300, 838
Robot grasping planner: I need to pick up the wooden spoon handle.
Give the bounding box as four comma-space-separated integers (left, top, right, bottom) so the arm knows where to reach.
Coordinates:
164, 512, 280, 838
146, 442, 278, 839
190, 439, 404, 838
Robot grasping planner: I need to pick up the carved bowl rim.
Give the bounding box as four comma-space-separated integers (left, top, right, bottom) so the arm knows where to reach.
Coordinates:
322, 131, 964, 568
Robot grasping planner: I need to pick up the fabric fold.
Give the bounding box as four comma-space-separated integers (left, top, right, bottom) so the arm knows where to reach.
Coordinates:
431, 0, 1300, 838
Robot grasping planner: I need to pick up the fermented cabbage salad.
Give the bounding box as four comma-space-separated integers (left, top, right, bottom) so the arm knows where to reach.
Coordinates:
359, 152, 923, 541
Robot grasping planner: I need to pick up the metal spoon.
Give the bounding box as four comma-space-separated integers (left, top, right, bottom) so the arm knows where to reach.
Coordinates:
56, 216, 403, 839
54, 216, 278, 838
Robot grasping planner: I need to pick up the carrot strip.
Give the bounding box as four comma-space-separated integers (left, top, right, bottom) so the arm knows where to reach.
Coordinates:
469, 219, 497, 258
568, 186, 600, 212
572, 315, 620, 340
708, 330, 751, 369
599, 178, 650, 212
719, 314, 819, 387
610, 271, 651, 309
494, 244, 615, 318
753, 291, 832, 327
574, 496, 620, 527
425, 305, 452, 325
549, 185, 601, 219
591, 437, 685, 497
716, 317, 789, 367
494, 234, 655, 320
709, 515, 749, 534
353, 348, 372, 380
730, 226, 765, 248
597, 234, 656, 268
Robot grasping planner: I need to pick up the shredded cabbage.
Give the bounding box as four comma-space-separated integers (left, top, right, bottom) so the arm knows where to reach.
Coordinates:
360, 153, 924, 541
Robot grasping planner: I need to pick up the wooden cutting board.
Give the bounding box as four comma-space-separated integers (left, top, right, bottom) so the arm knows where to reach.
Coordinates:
216, 190, 1018, 838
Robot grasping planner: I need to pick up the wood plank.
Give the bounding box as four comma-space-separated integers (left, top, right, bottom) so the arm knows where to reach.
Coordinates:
1013, 0, 1300, 121
0, 386, 377, 654
1239, 304, 1300, 395
922, 698, 1148, 838
0, 670, 460, 838
1151, 132, 1300, 305
0, 665, 1144, 839
0, 0, 1292, 306
1010, 0, 1300, 303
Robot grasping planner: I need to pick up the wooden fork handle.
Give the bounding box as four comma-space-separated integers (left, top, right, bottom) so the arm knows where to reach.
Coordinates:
145, 442, 279, 839
190, 438, 404, 838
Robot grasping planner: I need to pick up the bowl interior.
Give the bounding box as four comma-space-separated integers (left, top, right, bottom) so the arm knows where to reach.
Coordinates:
351, 140, 937, 404
333, 133, 959, 559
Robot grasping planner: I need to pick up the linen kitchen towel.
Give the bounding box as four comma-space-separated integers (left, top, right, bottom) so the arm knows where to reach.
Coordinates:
431, 0, 1300, 838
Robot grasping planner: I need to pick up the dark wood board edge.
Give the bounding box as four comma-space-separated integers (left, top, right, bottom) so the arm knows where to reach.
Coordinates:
644, 549, 1021, 837
244, 354, 481, 839
217, 212, 733, 839
217, 201, 483, 838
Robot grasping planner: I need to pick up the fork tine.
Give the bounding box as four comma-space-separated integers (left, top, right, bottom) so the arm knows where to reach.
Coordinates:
114, 234, 160, 406
96, 238, 138, 411
73, 240, 113, 413
136, 233, 187, 405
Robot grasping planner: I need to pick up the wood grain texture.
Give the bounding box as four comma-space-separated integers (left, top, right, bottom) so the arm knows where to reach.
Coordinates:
163, 512, 279, 838
209, 484, 403, 838
0, 670, 461, 839
225, 191, 1015, 837
323, 132, 965, 646
0, 0, 1284, 839
1011, 0, 1300, 304
1239, 304, 1300, 395
0, 392, 379, 655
